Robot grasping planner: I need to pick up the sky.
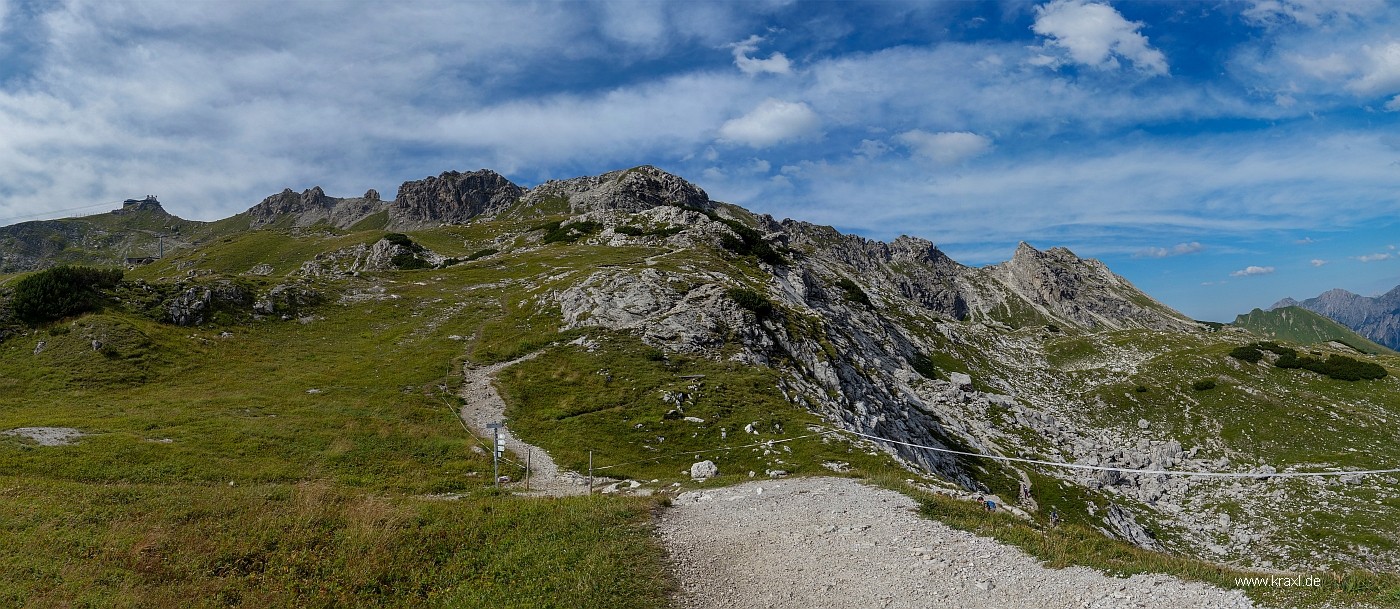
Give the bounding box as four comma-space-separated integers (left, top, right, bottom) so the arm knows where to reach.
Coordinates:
0, 0, 1398, 321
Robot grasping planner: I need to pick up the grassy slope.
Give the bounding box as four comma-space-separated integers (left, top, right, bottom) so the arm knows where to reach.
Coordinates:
0, 222, 671, 608
1233, 306, 1393, 354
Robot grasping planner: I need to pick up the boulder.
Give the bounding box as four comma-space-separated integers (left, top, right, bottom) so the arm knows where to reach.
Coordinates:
690, 460, 719, 480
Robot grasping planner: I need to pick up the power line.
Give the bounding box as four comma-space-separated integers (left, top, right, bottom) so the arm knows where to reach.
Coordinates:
0, 201, 122, 225
583, 423, 1400, 480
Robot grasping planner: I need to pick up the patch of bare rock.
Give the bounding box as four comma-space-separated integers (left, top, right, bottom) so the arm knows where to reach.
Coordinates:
658, 476, 1256, 609
2, 427, 85, 446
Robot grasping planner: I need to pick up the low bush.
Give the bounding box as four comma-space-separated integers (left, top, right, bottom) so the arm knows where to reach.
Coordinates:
465, 248, 499, 261
834, 277, 872, 307
11, 265, 124, 324
1192, 378, 1217, 391
726, 287, 773, 319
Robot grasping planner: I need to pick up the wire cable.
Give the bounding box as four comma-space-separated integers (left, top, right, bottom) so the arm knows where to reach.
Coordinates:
832, 427, 1400, 479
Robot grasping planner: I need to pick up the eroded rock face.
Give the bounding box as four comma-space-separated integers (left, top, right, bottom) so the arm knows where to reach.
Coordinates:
247, 186, 386, 229
978, 242, 1194, 331
391, 169, 524, 227
164, 281, 250, 326
522, 165, 713, 215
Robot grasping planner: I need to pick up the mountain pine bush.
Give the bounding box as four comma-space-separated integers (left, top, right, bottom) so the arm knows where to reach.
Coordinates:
11, 265, 123, 324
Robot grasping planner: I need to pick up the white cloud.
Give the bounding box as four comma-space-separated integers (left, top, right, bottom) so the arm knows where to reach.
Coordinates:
1310, 259, 1328, 266
1386, 95, 1400, 111
1136, 241, 1204, 258
1231, 265, 1276, 277
599, 1, 668, 51
896, 130, 993, 164
1242, 0, 1385, 28
1357, 253, 1393, 262
730, 35, 792, 76
854, 139, 890, 159
1349, 41, 1400, 97
1030, 0, 1168, 75
718, 98, 820, 148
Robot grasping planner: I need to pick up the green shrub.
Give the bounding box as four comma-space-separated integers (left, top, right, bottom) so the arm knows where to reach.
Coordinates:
1045, 324, 1060, 333
614, 225, 645, 236
1228, 345, 1263, 363
1252, 339, 1388, 380
726, 287, 773, 319
679, 206, 785, 265
834, 277, 872, 307
381, 233, 422, 252
465, 248, 499, 261
1192, 378, 1217, 391
909, 353, 940, 380
1134, 385, 1149, 393
391, 252, 431, 270
11, 265, 123, 324
542, 220, 601, 244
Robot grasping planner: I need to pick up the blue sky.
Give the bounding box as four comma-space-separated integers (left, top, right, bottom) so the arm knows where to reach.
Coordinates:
0, 0, 1398, 321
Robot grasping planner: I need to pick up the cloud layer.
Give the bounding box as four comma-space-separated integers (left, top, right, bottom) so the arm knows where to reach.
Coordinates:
1, 0, 1398, 321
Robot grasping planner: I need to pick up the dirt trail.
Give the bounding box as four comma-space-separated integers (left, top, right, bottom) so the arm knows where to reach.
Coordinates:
458, 351, 589, 496
658, 476, 1258, 609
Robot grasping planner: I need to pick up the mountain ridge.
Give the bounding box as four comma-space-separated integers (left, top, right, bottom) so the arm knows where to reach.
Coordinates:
1270, 286, 1400, 350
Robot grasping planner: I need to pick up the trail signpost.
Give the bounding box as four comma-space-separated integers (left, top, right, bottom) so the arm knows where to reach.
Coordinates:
487, 422, 504, 487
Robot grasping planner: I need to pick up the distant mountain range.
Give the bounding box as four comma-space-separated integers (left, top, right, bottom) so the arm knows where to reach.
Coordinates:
1271, 287, 1400, 351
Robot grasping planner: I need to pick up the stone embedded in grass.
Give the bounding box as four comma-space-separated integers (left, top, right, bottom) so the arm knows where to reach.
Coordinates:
690, 460, 718, 480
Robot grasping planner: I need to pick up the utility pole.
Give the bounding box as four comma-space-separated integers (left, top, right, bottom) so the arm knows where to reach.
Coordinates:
487, 422, 503, 487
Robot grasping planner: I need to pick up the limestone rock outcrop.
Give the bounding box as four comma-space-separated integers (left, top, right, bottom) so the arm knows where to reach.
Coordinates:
391, 169, 524, 227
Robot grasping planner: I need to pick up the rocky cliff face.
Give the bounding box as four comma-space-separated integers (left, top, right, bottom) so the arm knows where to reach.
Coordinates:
974, 243, 1195, 331
246, 186, 387, 230
390, 169, 525, 227
1272, 287, 1400, 350
523, 165, 714, 214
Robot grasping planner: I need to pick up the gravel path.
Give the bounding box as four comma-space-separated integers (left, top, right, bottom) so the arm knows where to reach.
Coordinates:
459, 352, 589, 496
658, 476, 1257, 609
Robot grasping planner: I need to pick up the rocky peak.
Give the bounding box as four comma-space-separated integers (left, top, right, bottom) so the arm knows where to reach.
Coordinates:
986, 242, 1192, 331
246, 186, 387, 230
890, 235, 956, 267
391, 169, 525, 227
521, 165, 712, 214
247, 187, 338, 228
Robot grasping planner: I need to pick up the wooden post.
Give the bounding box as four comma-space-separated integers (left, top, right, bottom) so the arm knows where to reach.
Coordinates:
526, 447, 532, 492
588, 450, 594, 496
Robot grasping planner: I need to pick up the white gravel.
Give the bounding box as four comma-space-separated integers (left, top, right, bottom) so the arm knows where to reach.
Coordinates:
658, 476, 1258, 609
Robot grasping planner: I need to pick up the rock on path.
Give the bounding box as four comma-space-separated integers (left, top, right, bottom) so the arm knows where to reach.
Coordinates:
459, 352, 588, 496
658, 476, 1257, 609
